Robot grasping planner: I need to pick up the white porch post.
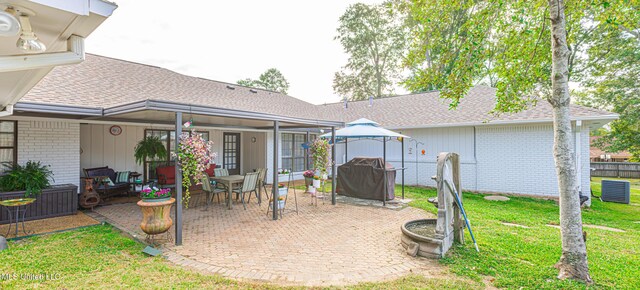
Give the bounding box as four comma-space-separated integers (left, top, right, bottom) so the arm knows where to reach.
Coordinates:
272, 121, 279, 220
175, 112, 183, 245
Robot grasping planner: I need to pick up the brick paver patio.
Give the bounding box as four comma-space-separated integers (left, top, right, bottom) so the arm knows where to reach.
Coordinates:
95, 190, 443, 286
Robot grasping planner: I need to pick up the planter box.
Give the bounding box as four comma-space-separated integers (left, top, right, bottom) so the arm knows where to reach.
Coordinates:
0, 184, 78, 225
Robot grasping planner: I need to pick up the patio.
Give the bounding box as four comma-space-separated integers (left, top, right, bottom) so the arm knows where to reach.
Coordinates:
92, 189, 443, 286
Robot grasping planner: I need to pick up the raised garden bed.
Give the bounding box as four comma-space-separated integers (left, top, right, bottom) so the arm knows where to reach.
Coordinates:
0, 184, 78, 224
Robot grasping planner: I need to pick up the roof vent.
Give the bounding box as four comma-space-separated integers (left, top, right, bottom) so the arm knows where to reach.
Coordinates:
368, 96, 374, 107
249, 89, 258, 93
226, 85, 235, 90
343, 98, 348, 109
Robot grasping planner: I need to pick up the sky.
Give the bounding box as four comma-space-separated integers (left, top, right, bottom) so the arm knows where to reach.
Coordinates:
86, 0, 383, 105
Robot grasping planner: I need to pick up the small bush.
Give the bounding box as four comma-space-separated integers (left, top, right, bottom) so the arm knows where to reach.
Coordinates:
0, 161, 54, 197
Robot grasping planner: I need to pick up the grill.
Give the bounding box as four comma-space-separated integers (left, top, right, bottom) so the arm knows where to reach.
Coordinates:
336, 157, 396, 201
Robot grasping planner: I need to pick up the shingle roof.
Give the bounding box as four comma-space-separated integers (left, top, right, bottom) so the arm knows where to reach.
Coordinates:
22, 54, 326, 120
319, 86, 616, 128
22, 54, 616, 128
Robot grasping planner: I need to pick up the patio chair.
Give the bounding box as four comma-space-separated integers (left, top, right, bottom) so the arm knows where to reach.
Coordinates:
231, 172, 259, 210
156, 165, 176, 189
201, 174, 226, 209
250, 168, 269, 202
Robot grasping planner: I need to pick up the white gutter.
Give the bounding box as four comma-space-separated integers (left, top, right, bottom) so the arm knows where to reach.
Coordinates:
0, 35, 85, 73
387, 114, 620, 130
0, 104, 13, 118
0, 35, 85, 117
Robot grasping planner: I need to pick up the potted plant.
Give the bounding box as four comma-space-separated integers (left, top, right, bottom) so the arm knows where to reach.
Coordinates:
134, 136, 167, 165
310, 138, 331, 180
312, 175, 321, 188
0, 161, 53, 198
303, 170, 314, 187
278, 183, 288, 196
140, 187, 171, 202
0, 161, 77, 224
137, 187, 175, 236
173, 129, 216, 206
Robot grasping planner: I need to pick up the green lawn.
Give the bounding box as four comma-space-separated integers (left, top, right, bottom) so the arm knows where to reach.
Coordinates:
2, 180, 638, 289
405, 184, 640, 289
0, 225, 479, 289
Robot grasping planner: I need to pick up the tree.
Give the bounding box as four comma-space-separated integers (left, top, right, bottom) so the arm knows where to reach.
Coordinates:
396, 0, 637, 283
333, 2, 406, 101
237, 68, 290, 94
575, 22, 640, 161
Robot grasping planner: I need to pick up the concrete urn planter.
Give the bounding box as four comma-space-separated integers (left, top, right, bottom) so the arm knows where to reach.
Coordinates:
137, 198, 175, 236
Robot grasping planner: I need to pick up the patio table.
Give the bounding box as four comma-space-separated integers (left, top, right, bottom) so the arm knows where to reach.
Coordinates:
212, 175, 246, 210
0, 198, 36, 238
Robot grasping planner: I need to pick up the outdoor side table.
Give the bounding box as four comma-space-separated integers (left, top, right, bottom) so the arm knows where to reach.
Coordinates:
0, 198, 36, 238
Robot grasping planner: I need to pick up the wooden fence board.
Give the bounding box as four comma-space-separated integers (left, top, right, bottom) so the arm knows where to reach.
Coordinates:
591, 162, 640, 179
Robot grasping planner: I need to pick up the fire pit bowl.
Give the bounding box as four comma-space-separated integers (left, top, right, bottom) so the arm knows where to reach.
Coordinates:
401, 219, 446, 258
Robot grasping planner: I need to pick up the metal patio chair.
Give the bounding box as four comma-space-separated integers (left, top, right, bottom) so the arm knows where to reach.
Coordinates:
231, 172, 259, 210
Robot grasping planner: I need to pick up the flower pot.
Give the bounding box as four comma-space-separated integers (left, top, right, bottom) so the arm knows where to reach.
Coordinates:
278, 187, 288, 196
304, 177, 313, 187
276, 199, 286, 209
137, 198, 175, 236
142, 197, 171, 203
312, 180, 321, 188
307, 186, 316, 194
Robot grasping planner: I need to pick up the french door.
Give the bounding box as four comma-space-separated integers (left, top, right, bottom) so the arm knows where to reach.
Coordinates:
223, 132, 241, 175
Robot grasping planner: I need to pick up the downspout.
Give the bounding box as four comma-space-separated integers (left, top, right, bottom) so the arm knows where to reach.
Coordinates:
575, 120, 586, 205
0, 35, 85, 117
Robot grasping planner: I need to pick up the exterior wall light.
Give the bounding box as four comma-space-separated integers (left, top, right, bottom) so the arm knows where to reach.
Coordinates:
16, 14, 46, 53
0, 7, 20, 37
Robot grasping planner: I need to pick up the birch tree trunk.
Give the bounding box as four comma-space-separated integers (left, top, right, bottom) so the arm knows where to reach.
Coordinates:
548, 0, 592, 283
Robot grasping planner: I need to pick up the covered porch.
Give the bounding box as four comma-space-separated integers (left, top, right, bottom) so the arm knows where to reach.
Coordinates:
10, 99, 343, 245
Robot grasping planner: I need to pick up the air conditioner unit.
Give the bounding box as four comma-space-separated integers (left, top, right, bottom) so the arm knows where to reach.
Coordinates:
601, 180, 630, 204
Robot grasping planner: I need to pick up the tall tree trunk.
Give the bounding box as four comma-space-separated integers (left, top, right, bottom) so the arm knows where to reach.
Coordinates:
548, 0, 592, 283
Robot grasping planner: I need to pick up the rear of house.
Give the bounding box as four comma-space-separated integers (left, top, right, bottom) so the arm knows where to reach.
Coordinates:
1, 54, 617, 201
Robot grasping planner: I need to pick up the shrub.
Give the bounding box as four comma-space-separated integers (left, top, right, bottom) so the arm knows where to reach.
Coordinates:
0, 161, 54, 197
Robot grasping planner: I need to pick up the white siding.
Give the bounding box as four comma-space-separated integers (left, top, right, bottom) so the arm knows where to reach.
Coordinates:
80, 124, 145, 174
343, 122, 593, 198
80, 124, 233, 177
335, 127, 478, 190
476, 124, 558, 196
17, 120, 80, 188
241, 132, 267, 174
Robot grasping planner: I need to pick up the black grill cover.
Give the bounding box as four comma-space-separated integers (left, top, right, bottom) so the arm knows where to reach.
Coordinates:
337, 157, 395, 201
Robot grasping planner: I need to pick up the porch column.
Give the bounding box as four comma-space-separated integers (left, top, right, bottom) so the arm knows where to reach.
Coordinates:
401, 137, 405, 200
383, 137, 387, 206
331, 126, 336, 205
305, 131, 310, 170
272, 121, 279, 220
345, 137, 348, 163
175, 112, 183, 246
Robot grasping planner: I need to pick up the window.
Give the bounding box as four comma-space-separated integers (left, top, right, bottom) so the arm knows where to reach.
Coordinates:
143, 129, 209, 180
0, 121, 17, 173
281, 133, 315, 172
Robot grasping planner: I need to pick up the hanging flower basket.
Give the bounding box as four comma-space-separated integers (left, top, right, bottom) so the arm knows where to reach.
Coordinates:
172, 129, 217, 207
